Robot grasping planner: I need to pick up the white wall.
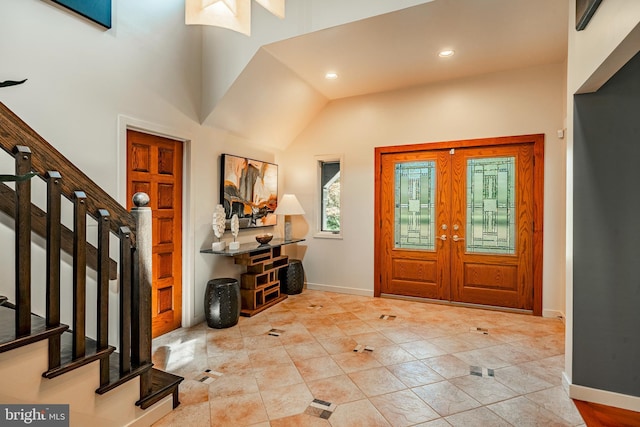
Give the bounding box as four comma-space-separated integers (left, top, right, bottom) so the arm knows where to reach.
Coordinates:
201, 0, 434, 120
279, 62, 567, 314
0, 0, 272, 335
564, 0, 640, 402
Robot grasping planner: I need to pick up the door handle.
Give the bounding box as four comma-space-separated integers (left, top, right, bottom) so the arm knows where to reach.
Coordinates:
437, 234, 447, 241
452, 235, 465, 242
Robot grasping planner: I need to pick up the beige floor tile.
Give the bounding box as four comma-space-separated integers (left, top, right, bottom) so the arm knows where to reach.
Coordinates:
350, 331, 394, 347
332, 351, 382, 373
285, 341, 329, 361
408, 326, 450, 340
243, 333, 285, 351
450, 374, 518, 405
177, 379, 210, 405
429, 336, 478, 353
248, 345, 293, 368
254, 363, 304, 391
260, 382, 314, 420
525, 386, 584, 425
422, 354, 471, 379
318, 336, 359, 355
348, 367, 407, 397
336, 319, 376, 335
413, 381, 481, 417
206, 336, 245, 356
207, 372, 259, 399
152, 401, 211, 427
208, 392, 268, 427
295, 355, 345, 382
380, 328, 423, 344
481, 343, 538, 365
306, 374, 366, 404
370, 389, 440, 426
454, 332, 504, 349
452, 348, 511, 370
152, 290, 572, 427
371, 345, 417, 366
493, 365, 554, 394
488, 396, 573, 426
411, 419, 451, 427
400, 340, 448, 359
240, 322, 274, 337
279, 329, 318, 346
308, 324, 347, 339
328, 399, 391, 427
270, 413, 331, 427
444, 407, 512, 426
386, 360, 444, 388
207, 350, 252, 375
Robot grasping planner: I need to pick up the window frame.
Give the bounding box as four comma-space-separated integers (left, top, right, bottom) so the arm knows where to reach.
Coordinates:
315, 154, 344, 239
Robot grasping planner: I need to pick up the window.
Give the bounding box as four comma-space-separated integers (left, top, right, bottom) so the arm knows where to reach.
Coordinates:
316, 155, 343, 238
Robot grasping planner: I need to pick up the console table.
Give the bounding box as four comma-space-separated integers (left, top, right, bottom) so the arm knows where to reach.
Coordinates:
201, 239, 304, 317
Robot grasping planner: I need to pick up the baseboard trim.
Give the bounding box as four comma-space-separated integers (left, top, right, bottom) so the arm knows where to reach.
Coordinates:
305, 282, 374, 297
569, 382, 640, 412
127, 395, 173, 427
542, 309, 565, 324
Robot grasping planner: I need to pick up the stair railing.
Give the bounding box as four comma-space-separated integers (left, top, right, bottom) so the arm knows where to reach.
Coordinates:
0, 101, 153, 402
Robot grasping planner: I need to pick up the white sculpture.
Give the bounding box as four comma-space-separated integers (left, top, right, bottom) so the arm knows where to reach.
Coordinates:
229, 214, 240, 250
211, 204, 226, 251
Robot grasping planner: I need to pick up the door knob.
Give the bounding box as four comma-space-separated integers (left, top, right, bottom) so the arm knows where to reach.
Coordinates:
452, 235, 464, 242
437, 234, 447, 241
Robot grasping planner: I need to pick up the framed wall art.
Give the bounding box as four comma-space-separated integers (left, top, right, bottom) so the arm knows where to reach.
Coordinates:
576, 0, 603, 31
220, 154, 278, 229
51, 0, 112, 29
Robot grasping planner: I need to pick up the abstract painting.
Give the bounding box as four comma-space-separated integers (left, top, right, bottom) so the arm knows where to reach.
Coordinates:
220, 154, 278, 229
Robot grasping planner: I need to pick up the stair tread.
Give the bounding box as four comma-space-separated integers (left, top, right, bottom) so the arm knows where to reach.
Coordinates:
0, 305, 68, 352
136, 368, 184, 409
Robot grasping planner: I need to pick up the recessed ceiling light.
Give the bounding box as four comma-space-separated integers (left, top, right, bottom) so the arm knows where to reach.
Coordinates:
325, 72, 338, 80
438, 49, 455, 58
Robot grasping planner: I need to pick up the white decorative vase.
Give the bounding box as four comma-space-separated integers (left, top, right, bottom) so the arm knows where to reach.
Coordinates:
211, 241, 226, 251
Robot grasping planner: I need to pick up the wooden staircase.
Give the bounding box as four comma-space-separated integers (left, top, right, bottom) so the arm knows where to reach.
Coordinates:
0, 102, 182, 424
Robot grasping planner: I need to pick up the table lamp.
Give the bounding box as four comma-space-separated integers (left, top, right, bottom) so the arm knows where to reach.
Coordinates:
273, 194, 305, 241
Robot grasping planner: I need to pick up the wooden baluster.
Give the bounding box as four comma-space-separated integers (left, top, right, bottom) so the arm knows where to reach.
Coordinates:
46, 171, 62, 369
14, 145, 32, 338
119, 226, 132, 374
72, 191, 87, 359
97, 209, 111, 386
130, 193, 152, 397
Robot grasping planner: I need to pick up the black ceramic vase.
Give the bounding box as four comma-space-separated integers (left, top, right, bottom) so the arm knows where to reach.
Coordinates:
204, 278, 240, 329
280, 259, 304, 295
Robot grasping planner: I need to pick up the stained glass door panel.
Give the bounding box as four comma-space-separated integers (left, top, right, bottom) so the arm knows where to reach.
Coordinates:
394, 161, 436, 250
466, 157, 516, 255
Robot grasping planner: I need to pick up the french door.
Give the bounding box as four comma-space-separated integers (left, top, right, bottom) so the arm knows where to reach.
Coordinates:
375, 135, 543, 313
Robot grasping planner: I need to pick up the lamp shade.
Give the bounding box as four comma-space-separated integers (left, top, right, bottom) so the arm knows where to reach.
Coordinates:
274, 194, 305, 216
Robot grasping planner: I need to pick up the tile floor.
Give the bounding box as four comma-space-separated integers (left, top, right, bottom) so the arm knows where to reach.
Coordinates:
151, 290, 584, 426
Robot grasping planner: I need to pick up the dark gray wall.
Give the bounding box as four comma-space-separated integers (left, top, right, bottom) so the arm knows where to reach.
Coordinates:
573, 51, 640, 397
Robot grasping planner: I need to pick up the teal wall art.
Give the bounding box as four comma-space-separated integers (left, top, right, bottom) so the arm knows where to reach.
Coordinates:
51, 0, 111, 28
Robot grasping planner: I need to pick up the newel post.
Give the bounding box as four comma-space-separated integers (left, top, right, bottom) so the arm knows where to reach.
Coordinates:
130, 192, 152, 395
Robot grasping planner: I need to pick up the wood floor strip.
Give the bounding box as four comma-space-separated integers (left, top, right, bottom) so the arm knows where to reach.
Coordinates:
573, 399, 640, 427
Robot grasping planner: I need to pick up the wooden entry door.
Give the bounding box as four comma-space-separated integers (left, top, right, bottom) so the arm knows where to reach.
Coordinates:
127, 130, 183, 337
375, 135, 543, 314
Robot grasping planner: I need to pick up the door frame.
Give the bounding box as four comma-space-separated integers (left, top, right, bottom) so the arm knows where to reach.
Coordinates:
118, 115, 194, 328
374, 134, 544, 315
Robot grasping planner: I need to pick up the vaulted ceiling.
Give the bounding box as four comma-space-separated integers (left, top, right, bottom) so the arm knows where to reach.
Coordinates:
204, 0, 568, 150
